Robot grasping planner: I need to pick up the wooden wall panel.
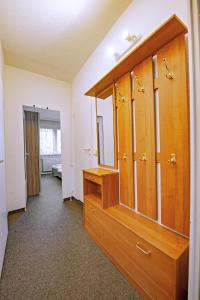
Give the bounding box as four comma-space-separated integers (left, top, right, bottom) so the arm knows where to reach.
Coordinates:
157, 34, 190, 236
134, 57, 157, 219
116, 74, 134, 208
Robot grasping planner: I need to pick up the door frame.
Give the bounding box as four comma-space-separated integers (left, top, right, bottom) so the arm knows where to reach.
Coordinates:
22, 105, 63, 201
187, 0, 200, 299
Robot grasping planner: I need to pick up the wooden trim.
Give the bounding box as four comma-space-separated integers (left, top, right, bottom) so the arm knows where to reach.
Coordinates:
97, 85, 113, 99
113, 83, 118, 170
8, 208, 26, 215
96, 83, 118, 170
96, 99, 100, 166
85, 15, 188, 97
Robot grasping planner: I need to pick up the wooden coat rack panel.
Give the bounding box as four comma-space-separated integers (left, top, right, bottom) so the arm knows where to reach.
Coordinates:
157, 34, 190, 236
116, 74, 134, 208
85, 15, 190, 236
133, 57, 157, 219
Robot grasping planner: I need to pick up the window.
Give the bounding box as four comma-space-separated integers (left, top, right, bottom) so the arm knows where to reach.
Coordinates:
40, 128, 61, 155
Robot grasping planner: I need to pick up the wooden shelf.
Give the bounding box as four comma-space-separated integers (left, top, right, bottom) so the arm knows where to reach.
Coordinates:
83, 168, 119, 209
84, 193, 102, 208
85, 15, 187, 97
84, 168, 118, 176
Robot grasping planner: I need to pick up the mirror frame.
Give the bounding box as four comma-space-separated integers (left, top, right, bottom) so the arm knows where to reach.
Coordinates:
96, 84, 118, 170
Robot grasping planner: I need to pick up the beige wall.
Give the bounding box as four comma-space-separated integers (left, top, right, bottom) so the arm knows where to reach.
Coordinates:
4, 66, 72, 211
0, 41, 8, 276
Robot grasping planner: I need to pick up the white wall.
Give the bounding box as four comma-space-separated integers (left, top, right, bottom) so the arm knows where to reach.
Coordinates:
0, 41, 8, 276
4, 66, 72, 211
72, 0, 189, 201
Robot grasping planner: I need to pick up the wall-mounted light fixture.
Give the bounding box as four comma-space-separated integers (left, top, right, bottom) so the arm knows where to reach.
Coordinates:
107, 31, 142, 61
122, 30, 141, 43
106, 46, 119, 60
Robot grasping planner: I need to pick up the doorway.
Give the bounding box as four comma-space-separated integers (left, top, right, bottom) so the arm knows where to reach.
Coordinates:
23, 106, 62, 200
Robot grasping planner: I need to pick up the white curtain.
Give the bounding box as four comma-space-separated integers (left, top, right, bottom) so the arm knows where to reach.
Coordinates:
57, 129, 61, 154
40, 128, 54, 155
40, 128, 61, 155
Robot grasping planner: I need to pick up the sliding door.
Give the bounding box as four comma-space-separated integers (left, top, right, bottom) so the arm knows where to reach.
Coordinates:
24, 111, 40, 197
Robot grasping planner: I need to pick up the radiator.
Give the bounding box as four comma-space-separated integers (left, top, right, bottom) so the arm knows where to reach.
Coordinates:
40, 155, 61, 173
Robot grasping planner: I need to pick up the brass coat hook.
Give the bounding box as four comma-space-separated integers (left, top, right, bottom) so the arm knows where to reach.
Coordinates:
139, 153, 147, 161
115, 84, 125, 102
163, 58, 174, 80
168, 153, 176, 164
122, 153, 127, 160
135, 76, 145, 93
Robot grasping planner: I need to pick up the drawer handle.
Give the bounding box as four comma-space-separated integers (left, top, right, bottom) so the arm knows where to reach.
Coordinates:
136, 242, 151, 256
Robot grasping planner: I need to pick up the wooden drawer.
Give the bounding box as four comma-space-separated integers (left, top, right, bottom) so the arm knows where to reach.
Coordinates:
84, 201, 172, 299
120, 227, 175, 297
84, 172, 102, 185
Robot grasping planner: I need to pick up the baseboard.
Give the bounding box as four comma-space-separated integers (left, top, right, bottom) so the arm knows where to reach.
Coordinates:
8, 207, 26, 215
63, 196, 83, 204
73, 197, 83, 205
63, 197, 71, 201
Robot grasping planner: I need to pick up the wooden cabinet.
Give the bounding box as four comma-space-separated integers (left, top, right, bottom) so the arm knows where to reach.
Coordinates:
84, 198, 189, 300
83, 168, 119, 209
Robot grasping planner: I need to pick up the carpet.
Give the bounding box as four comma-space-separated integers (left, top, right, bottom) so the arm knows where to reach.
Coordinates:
0, 175, 142, 300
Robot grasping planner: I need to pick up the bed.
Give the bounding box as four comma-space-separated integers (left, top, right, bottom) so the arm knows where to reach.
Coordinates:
52, 164, 62, 179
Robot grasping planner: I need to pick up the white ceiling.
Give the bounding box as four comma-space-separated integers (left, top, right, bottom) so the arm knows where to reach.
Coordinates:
0, 0, 132, 82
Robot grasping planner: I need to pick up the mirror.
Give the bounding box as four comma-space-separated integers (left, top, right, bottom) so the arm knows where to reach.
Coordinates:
96, 85, 117, 168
